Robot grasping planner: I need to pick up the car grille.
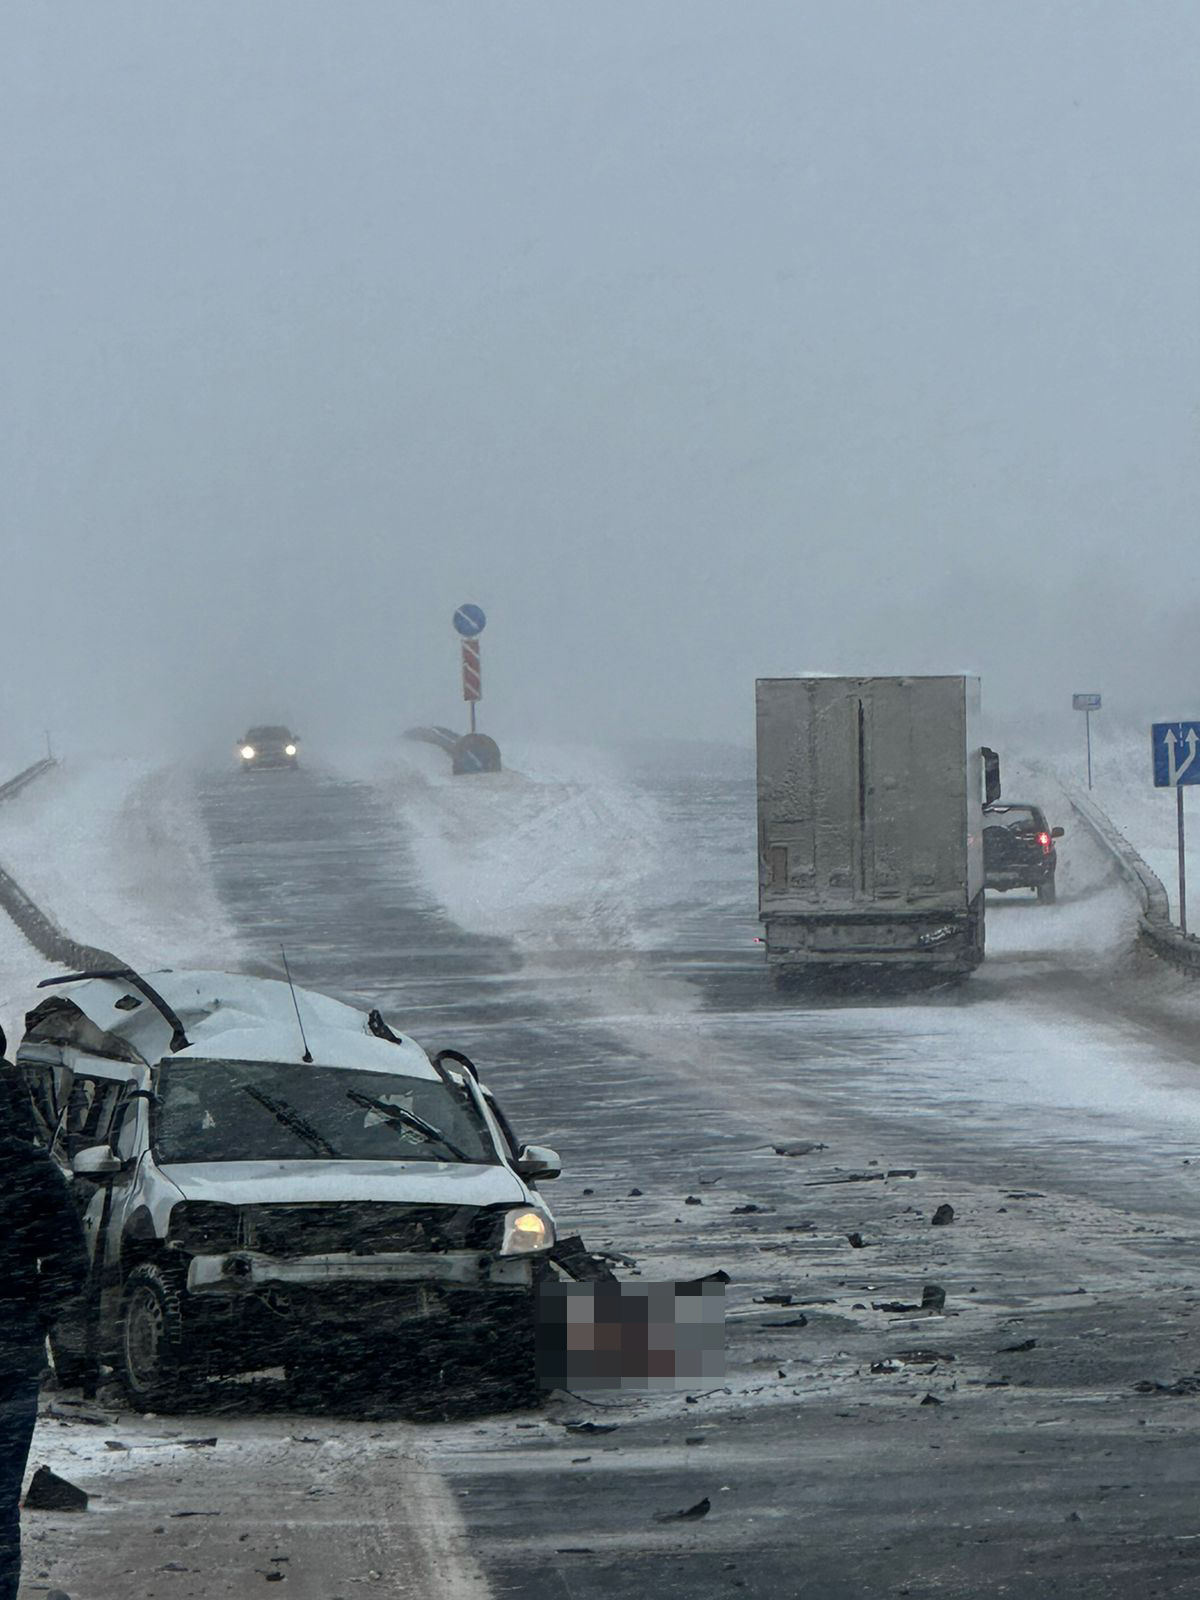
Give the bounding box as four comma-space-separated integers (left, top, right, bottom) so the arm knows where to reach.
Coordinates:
245, 1202, 502, 1257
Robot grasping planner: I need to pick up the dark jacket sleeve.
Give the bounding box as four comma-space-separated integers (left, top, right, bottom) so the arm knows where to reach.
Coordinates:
2, 1138, 90, 1328
28, 1158, 90, 1324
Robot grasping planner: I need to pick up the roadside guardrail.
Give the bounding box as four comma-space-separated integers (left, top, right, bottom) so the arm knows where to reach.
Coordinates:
0, 756, 123, 970
1069, 789, 1200, 974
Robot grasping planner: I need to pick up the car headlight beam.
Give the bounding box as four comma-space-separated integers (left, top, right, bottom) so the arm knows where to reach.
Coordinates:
240, 745, 256, 760
284, 744, 297, 756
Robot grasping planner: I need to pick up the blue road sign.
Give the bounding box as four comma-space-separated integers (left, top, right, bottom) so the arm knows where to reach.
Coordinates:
1152, 722, 1200, 787
453, 604, 487, 638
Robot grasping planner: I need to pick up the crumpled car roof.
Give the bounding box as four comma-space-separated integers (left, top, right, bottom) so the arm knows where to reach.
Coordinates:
45, 969, 438, 1079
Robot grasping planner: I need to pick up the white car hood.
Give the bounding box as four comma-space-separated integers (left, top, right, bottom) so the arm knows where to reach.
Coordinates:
159, 1159, 533, 1208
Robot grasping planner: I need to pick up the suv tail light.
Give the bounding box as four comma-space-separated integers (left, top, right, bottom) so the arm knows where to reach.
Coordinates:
1038, 831, 1052, 853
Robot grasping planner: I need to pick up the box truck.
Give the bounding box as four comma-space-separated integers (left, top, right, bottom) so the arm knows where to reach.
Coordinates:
756, 675, 999, 980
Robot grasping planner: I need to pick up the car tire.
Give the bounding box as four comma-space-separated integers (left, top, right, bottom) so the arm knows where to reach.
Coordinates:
120, 1262, 200, 1411
1037, 879, 1057, 905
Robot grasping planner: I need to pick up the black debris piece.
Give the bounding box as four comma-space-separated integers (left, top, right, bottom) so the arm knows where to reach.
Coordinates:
763, 1316, 809, 1328
582, 1188, 594, 1195
847, 1233, 866, 1249
732, 1203, 769, 1215
1005, 1191, 1045, 1199
182, 1437, 218, 1449
685, 1435, 707, 1445
628, 1188, 643, 1197
755, 1293, 794, 1305
104, 1441, 128, 1452
549, 1236, 618, 1283
564, 1421, 619, 1434
773, 1142, 828, 1157
654, 1495, 711, 1523
887, 1169, 918, 1179
872, 1300, 919, 1314
1000, 1338, 1037, 1353
1133, 1375, 1200, 1396
685, 1196, 703, 1206
897, 1350, 955, 1364
170, 1511, 221, 1518
24, 1468, 88, 1512
922, 1285, 947, 1311
684, 1269, 732, 1286
931, 1205, 955, 1227
805, 1172, 886, 1187
920, 1393, 943, 1407
556, 1548, 595, 1554
870, 1360, 903, 1374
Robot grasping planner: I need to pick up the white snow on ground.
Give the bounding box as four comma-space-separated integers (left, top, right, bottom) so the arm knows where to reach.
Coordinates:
0, 758, 240, 1041
364, 741, 675, 953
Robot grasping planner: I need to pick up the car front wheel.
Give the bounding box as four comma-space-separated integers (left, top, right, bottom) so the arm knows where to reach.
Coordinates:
120, 1262, 199, 1410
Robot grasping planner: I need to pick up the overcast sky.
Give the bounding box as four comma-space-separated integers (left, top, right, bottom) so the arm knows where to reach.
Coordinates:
1, 2, 1197, 757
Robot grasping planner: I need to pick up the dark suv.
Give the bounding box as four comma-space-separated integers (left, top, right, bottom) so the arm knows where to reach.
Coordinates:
238, 725, 299, 770
982, 803, 1064, 903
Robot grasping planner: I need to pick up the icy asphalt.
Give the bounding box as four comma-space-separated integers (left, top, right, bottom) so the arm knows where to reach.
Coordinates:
24, 750, 1200, 1599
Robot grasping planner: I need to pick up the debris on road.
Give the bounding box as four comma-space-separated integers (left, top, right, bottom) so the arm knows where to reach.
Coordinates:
1000, 1338, 1037, 1353
1005, 1191, 1045, 1199
763, 1315, 809, 1328
563, 1421, 619, 1435
549, 1236, 619, 1283
685, 1196, 703, 1205
773, 1142, 828, 1157
24, 1467, 88, 1512
922, 1285, 947, 1311
897, 1350, 955, 1364
920, 1393, 943, 1406
931, 1204, 955, 1227
732, 1203, 770, 1214
887, 1169, 918, 1179
847, 1233, 867, 1248
654, 1495, 711, 1523
806, 1172, 886, 1187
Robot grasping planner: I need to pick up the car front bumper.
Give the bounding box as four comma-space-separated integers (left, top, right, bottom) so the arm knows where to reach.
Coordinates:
186, 1248, 536, 1295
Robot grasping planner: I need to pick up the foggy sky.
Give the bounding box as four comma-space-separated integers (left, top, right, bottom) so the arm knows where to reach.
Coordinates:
2, 2, 1198, 760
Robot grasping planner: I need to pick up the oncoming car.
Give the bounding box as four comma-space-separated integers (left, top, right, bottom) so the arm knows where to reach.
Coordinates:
982, 802, 1065, 904
238, 725, 300, 769
15, 968, 561, 1409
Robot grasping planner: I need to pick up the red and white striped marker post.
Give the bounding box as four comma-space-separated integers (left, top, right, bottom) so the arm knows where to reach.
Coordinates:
462, 637, 482, 732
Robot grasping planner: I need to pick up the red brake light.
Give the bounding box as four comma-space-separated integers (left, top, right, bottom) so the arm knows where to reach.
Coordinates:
1038, 831, 1051, 852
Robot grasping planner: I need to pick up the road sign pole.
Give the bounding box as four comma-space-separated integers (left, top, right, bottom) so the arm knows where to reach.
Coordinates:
470, 701, 477, 735
1179, 784, 1188, 936
1086, 709, 1093, 790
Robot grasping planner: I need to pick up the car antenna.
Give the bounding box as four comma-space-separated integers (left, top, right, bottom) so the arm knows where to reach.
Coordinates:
280, 946, 313, 1063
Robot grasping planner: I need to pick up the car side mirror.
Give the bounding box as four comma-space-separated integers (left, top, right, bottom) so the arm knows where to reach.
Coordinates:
71, 1145, 123, 1178
982, 748, 1002, 805
1051, 827, 1064, 839
515, 1143, 561, 1181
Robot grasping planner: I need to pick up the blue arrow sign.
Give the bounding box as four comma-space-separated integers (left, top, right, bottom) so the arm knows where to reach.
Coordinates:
453, 604, 487, 638
1152, 722, 1200, 787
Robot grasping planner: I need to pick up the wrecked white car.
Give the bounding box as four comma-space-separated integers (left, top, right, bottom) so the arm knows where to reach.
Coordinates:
15, 967, 560, 1409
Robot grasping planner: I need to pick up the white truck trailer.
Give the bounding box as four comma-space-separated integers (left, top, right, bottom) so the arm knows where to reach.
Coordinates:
756, 675, 999, 981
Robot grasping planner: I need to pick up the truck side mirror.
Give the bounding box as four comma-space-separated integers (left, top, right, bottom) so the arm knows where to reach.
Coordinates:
982, 748, 1001, 805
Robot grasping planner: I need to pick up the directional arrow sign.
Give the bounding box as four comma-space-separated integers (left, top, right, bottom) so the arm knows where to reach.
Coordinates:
1152, 722, 1200, 787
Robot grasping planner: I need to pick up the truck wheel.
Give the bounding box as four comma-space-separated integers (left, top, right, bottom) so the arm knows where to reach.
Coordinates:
1037, 879, 1057, 905
120, 1262, 199, 1411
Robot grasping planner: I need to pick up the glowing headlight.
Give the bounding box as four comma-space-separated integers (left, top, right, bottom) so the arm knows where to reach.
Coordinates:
284, 744, 297, 756
500, 1207, 554, 1255
240, 745, 256, 760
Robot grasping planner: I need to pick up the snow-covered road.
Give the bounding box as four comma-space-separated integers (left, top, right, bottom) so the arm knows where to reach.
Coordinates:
7, 741, 1200, 1598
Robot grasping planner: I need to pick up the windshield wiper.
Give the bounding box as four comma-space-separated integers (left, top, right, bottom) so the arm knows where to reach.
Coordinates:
346, 1089, 471, 1163
240, 1086, 339, 1158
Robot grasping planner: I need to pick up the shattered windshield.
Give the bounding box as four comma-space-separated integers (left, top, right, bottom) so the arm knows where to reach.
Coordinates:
153, 1059, 497, 1165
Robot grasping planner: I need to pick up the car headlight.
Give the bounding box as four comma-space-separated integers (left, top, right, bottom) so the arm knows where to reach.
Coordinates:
168, 1201, 243, 1252
240, 745, 256, 760
500, 1207, 555, 1255
284, 744, 297, 756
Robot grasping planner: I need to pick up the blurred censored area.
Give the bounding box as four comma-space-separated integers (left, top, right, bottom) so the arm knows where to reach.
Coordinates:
536, 1281, 725, 1392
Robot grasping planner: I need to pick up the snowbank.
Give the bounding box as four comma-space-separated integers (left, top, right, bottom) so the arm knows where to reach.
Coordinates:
0, 759, 240, 1040
1083, 728, 1199, 926
363, 741, 672, 954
